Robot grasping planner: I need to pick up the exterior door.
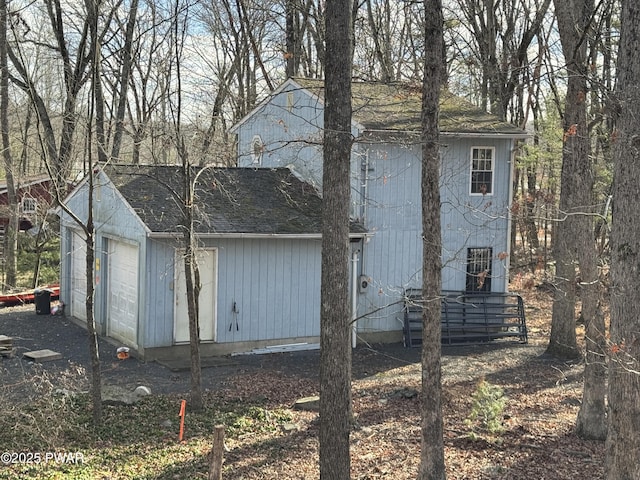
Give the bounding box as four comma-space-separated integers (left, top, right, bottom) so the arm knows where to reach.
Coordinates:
174, 249, 217, 343
107, 241, 139, 348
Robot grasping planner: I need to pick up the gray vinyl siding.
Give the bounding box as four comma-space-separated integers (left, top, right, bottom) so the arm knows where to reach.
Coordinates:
60, 171, 148, 343
141, 237, 322, 348
236, 84, 362, 217
143, 239, 177, 347
355, 137, 513, 333
233, 87, 516, 337
236, 86, 325, 187
215, 238, 321, 343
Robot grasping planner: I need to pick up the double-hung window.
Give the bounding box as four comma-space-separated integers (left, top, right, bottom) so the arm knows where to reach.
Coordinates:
470, 147, 494, 195
21, 197, 37, 214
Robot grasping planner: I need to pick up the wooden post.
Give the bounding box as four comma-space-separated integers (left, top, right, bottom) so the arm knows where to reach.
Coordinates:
208, 424, 225, 480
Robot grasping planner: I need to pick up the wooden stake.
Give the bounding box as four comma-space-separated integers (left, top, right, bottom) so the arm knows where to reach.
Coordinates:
208, 424, 225, 480
178, 399, 186, 442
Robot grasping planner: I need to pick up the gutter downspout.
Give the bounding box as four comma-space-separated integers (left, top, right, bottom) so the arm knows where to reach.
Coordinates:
351, 248, 360, 349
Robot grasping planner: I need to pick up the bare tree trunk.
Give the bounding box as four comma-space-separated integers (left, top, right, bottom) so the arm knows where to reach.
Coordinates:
84, 222, 102, 424
575, 297, 607, 439
111, 0, 140, 162
606, 2, 640, 476
0, 0, 18, 290
181, 154, 203, 411
285, 0, 297, 78
418, 1, 445, 479
547, 0, 595, 360
171, 0, 204, 412
184, 236, 203, 411
319, 0, 353, 476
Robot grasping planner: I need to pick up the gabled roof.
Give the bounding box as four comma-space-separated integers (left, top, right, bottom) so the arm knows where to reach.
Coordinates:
232, 78, 528, 139
101, 164, 365, 237
0, 174, 53, 195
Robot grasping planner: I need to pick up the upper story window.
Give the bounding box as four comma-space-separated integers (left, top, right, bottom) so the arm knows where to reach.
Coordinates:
21, 197, 37, 214
470, 147, 494, 195
251, 135, 264, 165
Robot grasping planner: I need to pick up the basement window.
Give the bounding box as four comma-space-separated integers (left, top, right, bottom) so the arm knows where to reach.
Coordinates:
466, 247, 492, 293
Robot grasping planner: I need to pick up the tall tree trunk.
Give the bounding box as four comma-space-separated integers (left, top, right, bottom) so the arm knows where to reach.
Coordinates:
0, 0, 18, 289
606, 1, 640, 476
575, 297, 607, 439
547, 0, 594, 360
319, 0, 353, 477
418, 0, 445, 479
285, 0, 296, 78
110, 0, 139, 162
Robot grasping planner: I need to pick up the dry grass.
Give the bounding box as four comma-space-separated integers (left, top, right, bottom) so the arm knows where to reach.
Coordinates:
0, 278, 605, 479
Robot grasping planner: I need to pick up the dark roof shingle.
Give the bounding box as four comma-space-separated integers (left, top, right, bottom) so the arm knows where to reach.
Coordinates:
102, 165, 331, 235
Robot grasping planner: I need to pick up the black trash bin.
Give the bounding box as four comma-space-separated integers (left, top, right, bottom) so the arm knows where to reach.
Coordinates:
34, 288, 52, 315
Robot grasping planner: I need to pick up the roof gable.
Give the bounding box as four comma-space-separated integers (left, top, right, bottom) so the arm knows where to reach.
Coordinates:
232, 78, 527, 138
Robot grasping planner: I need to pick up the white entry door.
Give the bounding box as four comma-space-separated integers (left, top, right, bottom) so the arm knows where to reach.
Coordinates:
107, 241, 139, 348
174, 249, 217, 343
70, 230, 87, 321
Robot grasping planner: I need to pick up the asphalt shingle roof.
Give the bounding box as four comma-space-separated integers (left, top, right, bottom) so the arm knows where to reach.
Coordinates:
101, 164, 348, 235
292, 78, 526, 136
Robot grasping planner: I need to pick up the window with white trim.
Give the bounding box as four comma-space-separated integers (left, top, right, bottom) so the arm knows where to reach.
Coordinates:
470, 147, 494, 195
21, 197, 37, 214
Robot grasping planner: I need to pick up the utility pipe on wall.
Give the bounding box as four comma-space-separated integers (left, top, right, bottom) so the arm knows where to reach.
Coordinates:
351, 249, 360, 349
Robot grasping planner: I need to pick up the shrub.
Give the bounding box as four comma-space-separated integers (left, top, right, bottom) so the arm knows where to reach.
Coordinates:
464, 378, 507, 439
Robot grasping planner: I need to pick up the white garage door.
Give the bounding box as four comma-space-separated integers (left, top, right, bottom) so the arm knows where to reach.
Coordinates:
107, 241, 139, 348
70, 230, 87, 321
174, 249, 217, 343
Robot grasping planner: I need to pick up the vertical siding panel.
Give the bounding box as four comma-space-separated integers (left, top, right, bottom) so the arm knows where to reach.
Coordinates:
310, 240, 322, 337
217, 242, 231, 343
262, 242, 274, 339
278, 241, 289, 338
296, 241, 305, 337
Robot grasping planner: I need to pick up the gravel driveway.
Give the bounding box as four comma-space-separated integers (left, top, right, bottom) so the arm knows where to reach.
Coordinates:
1, 302, 547, 405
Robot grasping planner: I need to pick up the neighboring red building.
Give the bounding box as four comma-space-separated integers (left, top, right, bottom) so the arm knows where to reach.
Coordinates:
0, 174, 58, 232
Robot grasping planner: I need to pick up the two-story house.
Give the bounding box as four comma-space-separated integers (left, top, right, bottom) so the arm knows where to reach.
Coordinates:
59, 78, 527, 360
231, 78, 529, 344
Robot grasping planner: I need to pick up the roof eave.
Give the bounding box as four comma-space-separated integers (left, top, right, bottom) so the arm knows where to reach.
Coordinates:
358, 129, 531, 142
147, 231, 370, 240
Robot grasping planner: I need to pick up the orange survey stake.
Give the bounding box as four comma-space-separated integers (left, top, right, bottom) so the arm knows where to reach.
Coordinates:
178, 399, 186, 442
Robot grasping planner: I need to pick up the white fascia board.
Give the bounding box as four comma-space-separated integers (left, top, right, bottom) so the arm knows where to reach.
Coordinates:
440, 131, 532, 140
147, 231, 370, 241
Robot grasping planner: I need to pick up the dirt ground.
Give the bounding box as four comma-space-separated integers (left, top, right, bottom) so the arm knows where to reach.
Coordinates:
0, 288, 605, 479
1, 296, 547, 400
